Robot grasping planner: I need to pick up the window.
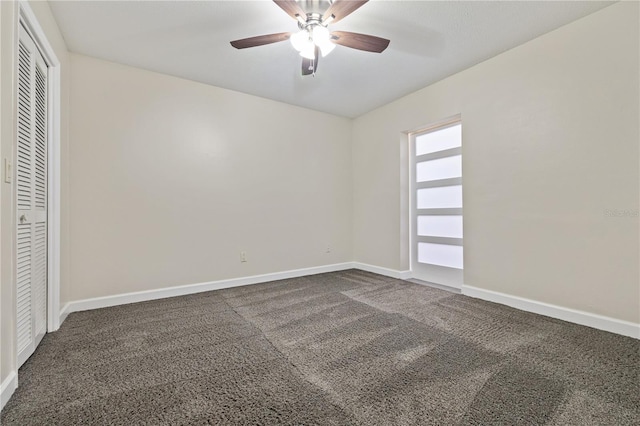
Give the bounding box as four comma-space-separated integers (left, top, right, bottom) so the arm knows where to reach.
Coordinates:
410, 120, 463, 288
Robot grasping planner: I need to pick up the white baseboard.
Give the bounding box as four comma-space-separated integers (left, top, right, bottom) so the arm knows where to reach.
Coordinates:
353, 262, 411, 280
59, 302, 71, 326
399, 270, 412, 280
1, 371, 17, 412
462, 285, 640, 339
63, 262, 355, 316
57, 263, 638, 340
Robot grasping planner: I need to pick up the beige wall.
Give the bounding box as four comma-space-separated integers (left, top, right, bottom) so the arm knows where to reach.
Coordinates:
68, 54, 353, 301
1, 0, 70, 391
1, 0, 638, 396
353, 2, 639, 323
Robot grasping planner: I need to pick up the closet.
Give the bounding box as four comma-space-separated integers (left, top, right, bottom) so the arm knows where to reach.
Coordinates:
16, 22, 48, 367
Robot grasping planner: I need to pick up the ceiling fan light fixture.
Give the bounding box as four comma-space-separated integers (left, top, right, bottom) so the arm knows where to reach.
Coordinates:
290, 29, 311, 52
312, 25, 330, 43
300, 43, 316, 59
311, 25, 334, 57
317, 40, 335, 57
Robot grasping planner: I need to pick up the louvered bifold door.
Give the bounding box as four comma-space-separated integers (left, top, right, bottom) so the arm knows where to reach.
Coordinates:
16, 24, 48, 368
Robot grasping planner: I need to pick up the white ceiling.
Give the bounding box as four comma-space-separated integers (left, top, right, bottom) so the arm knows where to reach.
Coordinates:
49, 0, 614, 118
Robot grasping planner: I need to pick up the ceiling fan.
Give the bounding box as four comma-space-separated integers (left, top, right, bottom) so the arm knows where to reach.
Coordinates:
230, 0, 390, 76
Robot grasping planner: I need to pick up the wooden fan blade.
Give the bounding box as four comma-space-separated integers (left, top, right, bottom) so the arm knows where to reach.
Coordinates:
230, 32, 291, 49
273, 0, 307, 21
301, 46, 319, 76
331, 31, 390, 53
322, 0, 368, 24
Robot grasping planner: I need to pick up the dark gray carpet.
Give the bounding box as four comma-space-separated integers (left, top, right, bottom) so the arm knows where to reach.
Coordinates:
2, 270, 638, 425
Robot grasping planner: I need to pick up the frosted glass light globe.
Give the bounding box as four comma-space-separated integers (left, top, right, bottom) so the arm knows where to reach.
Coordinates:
312, 25, 330, 44
290, 30, 310, 52
300, 44, 316, 59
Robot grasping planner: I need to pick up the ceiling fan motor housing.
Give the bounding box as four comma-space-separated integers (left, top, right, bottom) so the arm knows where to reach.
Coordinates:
298, 13, 325, 30
298, 0, 335, 15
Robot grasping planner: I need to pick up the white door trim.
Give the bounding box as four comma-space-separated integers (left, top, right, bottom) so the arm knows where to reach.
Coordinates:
18, 1, 61, 332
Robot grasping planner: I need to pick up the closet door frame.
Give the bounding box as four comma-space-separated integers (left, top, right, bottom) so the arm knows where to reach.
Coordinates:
15, 1, 61, 340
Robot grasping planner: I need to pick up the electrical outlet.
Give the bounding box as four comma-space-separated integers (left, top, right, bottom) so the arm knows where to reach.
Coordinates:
240, 251, 247, 263
325, 245, 332, 254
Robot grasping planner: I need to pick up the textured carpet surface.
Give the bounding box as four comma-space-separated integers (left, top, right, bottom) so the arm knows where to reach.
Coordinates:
2, 270, 638, 425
